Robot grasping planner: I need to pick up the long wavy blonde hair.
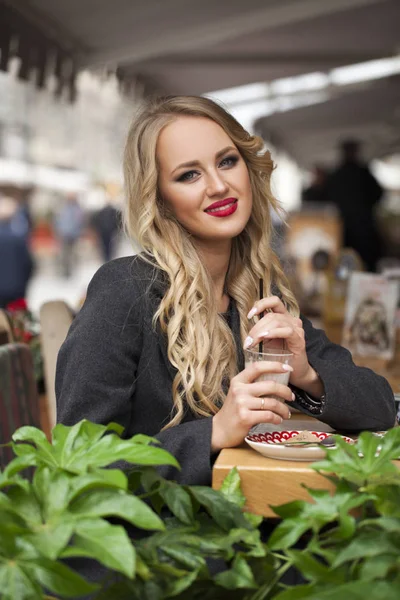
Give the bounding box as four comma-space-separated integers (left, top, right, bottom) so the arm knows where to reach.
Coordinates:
123, 95, 299, 428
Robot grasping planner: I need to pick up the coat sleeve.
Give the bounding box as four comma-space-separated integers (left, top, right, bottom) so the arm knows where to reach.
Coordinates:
292, 315, 396, 432
55, 260, 215, 485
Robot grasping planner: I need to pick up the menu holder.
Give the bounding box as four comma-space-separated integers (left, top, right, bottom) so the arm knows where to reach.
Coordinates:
342, 272, 399, 362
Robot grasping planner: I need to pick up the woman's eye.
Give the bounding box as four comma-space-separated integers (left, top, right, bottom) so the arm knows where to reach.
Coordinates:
219, 155, 239, 168
177, 170, 198, 182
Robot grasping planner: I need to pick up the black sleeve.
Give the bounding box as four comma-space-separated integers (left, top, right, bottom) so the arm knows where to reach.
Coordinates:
291, 315, 396, 432
55, 262, 144, 430
366, 167, 383, 206
56, 261, 215, 485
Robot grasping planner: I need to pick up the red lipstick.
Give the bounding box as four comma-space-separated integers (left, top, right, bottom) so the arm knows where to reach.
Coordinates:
205, 197, 238, 218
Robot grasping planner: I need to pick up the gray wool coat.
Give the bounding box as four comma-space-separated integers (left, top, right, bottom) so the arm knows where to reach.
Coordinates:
56, 255, 396, 485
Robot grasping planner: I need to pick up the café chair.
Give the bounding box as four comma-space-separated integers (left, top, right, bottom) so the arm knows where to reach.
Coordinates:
0, 343, 41, 468
0, 309, 14, 345
39, 300, 74, 428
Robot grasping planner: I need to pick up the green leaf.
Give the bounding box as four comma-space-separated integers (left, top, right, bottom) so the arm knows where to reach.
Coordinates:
6, 486, 42, 526
271, 500, 306, 520
285, 549, 343, 584
12, 427, 57, 468
372, 485, 400, 517
34, 468, 71, 519
243, 512, 263, 528
0, 511, 28, 543
333, 530, 400, 567
65, 436, 180, 472
333, 511, 356, 540
28, 556, 99, 597
25, 521, 74, 560
376, 428, 400, 461
214, 555, 257, 590
359, 554, 400, 581
161, 482, 194, 525
219, 467, 246, 508
313, 432, 400, 488
67, 469, 127, 503
166, 568, 200, 597
0, 472, 29, 494
12, 426, 49, 448
0, 562, 42, 600
130, 434, 160, 445
272, 583, 318, 600
360, 517, 400, 533
10, 443, 38, 464
189, 487, 250, 531
72, 518, 136, 578
161, 544, 206, 570
2, 456, 36, 479
357, 432, 382, 467
268, 518, 310, 550
69, 489, 164, 530
53, 420, 126, 467
227, 527, 266, 558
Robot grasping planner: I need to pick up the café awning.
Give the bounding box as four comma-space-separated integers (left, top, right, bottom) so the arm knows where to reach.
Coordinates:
0, 0, 399, 161
1, 0, 398, 97
254, 74, 400, 168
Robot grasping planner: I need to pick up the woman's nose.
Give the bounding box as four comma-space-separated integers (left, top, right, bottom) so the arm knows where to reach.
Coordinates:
205, 172, 229, 197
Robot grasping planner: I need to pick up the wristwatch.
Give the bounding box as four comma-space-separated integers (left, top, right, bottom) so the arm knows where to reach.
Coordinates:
291, 386, 326, 415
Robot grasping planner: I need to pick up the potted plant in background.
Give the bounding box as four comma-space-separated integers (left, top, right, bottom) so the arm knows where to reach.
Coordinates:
1, 421, 400, 599
5, 298, 44, 385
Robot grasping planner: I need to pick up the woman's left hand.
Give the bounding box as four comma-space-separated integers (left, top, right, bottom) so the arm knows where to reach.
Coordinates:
244, 296, 320, 393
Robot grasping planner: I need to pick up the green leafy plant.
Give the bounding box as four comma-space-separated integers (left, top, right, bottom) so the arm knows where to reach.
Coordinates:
0, 420, 280, 600
269, 428, 400, 599
2, 422, 400, 600
5, 298, 43, 382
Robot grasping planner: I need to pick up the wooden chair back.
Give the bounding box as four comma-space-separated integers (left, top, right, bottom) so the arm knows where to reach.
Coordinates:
39, 301, 74, 428
0, 309, 14, 345
0, 343, 40, 468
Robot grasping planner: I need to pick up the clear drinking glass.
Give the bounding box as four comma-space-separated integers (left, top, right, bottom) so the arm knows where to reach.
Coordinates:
244, 347, 293, 402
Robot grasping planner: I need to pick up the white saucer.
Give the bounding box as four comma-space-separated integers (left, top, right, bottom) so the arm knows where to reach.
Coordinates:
245, 428, 354, 462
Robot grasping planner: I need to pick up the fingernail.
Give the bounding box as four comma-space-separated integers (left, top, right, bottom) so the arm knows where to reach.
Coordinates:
287, 410, 292, 419
292, 392, 296, 401
260, 330, 270, 338
247, 307, 257, 319
243, 336, 253, 349
282, 364, 293, 372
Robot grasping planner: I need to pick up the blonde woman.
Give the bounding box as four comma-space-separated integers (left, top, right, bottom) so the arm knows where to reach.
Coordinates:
56, 96, 395, 485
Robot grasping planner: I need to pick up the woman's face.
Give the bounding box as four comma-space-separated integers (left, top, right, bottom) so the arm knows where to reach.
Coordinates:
157, 116, 253, 246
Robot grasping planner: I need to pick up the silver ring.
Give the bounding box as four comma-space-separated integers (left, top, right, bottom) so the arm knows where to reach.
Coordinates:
260, 398, 265, 410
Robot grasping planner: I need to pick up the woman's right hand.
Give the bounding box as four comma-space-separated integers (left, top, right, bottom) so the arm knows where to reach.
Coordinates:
211, 361, 295, 452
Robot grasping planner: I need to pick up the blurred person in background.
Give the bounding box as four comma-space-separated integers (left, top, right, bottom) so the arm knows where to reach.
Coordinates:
301, 164, 330, 205
91, 196, 121, 263
0, 196, 34, 308
54, 193, 85, 278
328, 139, 383, 272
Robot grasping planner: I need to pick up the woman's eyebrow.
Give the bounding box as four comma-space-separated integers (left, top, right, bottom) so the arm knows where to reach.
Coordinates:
171, 146, 236, 175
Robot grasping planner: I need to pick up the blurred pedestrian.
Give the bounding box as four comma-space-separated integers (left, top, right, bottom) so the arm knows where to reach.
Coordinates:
328, 139, 383, 271
0, 197, 34, 308
302, 164, 329, 205
54, 193, 85, 278
91, 198, 121, 263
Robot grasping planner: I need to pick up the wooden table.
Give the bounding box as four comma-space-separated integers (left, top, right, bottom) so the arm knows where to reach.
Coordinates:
212, 415, 399, 518
212, 443, 334, 518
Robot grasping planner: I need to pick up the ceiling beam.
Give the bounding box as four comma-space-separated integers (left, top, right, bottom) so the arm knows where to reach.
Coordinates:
138, 52, 390, 67
87, 0, 389, 67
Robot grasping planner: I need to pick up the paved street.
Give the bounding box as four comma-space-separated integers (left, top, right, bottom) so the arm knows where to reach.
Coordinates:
27, 234, 136, 316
